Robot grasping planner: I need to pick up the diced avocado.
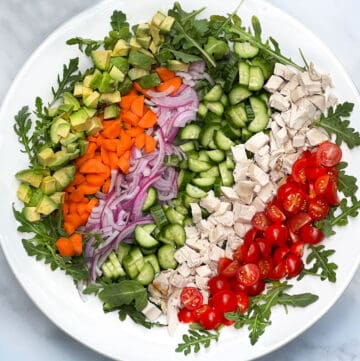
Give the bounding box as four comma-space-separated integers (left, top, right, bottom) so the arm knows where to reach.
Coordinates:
118, 77, 133, 96
149, 24, 163, 46
47, 108, 58, 117
99, 91, 121, 104
128, 68, 149, 81
66, 142, 78, 153
50, 192, 65, 205
27, 188, 44, 206
82, 86, 93, 100
98, 72, 115, 93
60, 132, 79, 146
89, 69, 103, 89
75, 131, 86, 139
50, 118, 70, 143
112, 39, 130, 57
83, 107, 97, 118
78, 140, 89, 155
159, 16, 175, 34
109, 66, 125, 82
135, 23, 150, 37
56, 104, 73, 118
22, 207, 41, 222
130, 37, 142, 50
40, 176, 57, 195
83, 75, 94, 88
36, 195, 58, 215
53, 165, 75, 190
109, 56, 129, 74
167, 60, 189, 72
152, 11, 166, 27
68, 149, 80, 160
137, 73, 161, 89
83, 91, 100, 108
137, 36, 151, 49
73, 82, 83, 97
57, 122, 71, 138
37, 147, 55, 166
86, 117, 103, 135
15, 169, 43, 188
128, 49, 153, 70
104, 104, 120, 120
149, 41, 158, 54
70, 108, 90, 131
47, 151, 70, 170
63, 92, 80, 110
91, 50, 112, 71
17, 183, 32, 203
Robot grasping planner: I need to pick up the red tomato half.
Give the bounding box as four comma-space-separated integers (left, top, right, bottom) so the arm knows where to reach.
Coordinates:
316, 141, 342, 167
266, 203, 286, 223
244, 228, 259, 245
288, 212, 312, 233
300, 225, 325, 244
305, 166, 328, 181
247, 279, 265, 296
208, 275, 230, 295
290, 240, 305, 257
251, 211, 272, 231
236, 263, 260, 287
325, 181, 340, 206
234, 291, 250, 314
264, 224, 289, 246
308, 198, 329, 220
218, 257, 232, 274
314, 174, 330, 196
285, 253, 304, 277
221, 260, 240, 278
180, 287, 204, 311
258, 258, 273, 279
198, 307, 222, 330
272, 246, 290, 265
178, 308, 197, 323
212, 290, 238, 313
256, 237, 272, 259
283, 189, 307, 214
292, 157, 308, 184
269, 260, 287, 280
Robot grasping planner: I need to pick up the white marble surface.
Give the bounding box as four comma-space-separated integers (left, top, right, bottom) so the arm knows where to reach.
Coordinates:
0, 0, 359, 360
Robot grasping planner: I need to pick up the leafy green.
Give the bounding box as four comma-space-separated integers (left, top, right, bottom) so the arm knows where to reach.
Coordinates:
175, 329, 220, 356
13, 106, 34, 163
66, 37, 103, 56
314, 102, 360, 149
99, 280, 148, 311
337, 162, 358, 197
104, 10, 131, 49
82, 283, 103, 296
118, 304, 166, 329
277, 293, 319, 307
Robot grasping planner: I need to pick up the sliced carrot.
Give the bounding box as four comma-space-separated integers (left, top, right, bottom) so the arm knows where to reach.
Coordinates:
156, 67, 176, 82
64, 184, 76, 193
101, 146, 111, 166
102, 177, 111, 193
77, 202, 89, 216
134, 133, 146, 149
118, 153, 130, 174
118, 131, 132, 151
156, 77, 182, 95
56, 237, 75, 257
69, 189, 85, 203
86, 174, 107, 186
62, 202, 69, 215
122, 110, 139, 126
120, 94, 137, 110
69, 233, 83, 256
87, 198, 99, 212
144, 135, 157, 153
108, 151, 119, 169
79, 159, 110, 174
64, 221, 76, 236
69, 202, 78, 215
77, 183, 101, 195
102, 139, 120, 152
138, 109, 158, 128
73, 173, 86, 186
126, 126, 144, 137
102, 121, 121, 139
130, 95, 145, 118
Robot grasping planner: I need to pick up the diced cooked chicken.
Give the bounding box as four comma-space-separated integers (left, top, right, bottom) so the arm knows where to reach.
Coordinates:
213, 211, 234, 227
308, 62, 322, 81
274, 127, 288, 147
197, 219, 215, 233
185, 226, 199, 240
221, 186, 239, 201
234, 180, 255, 204
176, 263, 191, 278
231, 144, 247, 162
264, 75, 285, 93
254, 153, 270, 173
321, 73, 334, 90
274, 63, 299, 80
196, 265, 213, 278
195, 275, 210, 290
257, 182, 276, 203
299, 72, 322, 95
290, 86, 307, 103
327, 93, 338, 108
190, 203, 202, 224
209, 245, 225, 261
142, 303, 162, 321
234, 221, 251, 238
252, 197, 265, 212
233, 203, 256, 223
170, 273, 193, 288
306, 127, 329, 146
209, 225, 228, 244
186, 238, 209, 253
280, 75, 299, 96
292, 133, 306, 148
270, 93, 291, 112
227, 233, 243, 250
244, 132, 269, 153
233, 164, 249, 181
174, 245, 203, 267
199, 190, 221, 213
248, 163, 269, 186
308, 95, 326, 111
166, 289, 181, 336
258, 144, 270, 157
151, 270, 173, 298
213, 202, 231, 216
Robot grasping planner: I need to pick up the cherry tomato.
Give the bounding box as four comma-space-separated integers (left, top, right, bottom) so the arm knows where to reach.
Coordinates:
198, 307, 222, 330
218, 257, 232, 274
308, 198, 329, 220
285, 253, 304, 277
194, 304, 211, 319
292, 157, 308, 184
258, 258, 273, 279
272, 246, 290, 265
251, 211, 272, 231
327, 167, 339, 184
305, 166, 328, 181
256, 237, 272, 259
289, 229, 301, 244
316, 141, 342, 167
278, 183, 299, 201
229, 277, 248, 293
234, 291, 250, 314
315, 174, 330, 196
269, 260, 287, 280
290, 240, 305, 257
236, 263, 260, 287
208, 275, 230, 295
180, 287, 204, 311
325, 180, 340, 206
178, 308, 197, 323
283, 189, 307, 214
212, 290, 238, 313
233, 244, 248, 263
247, 279, 266, 296
221, 260, 240, 278
307, 182, 317, 199
245, 241, 261, 263
264, 224, 289, 246
244, 228, 259, 245
300, 224, 325, 244
287, 212, 312, 233
266, 203, 286, 223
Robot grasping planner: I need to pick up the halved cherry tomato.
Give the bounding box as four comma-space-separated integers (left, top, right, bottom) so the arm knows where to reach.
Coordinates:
292, 157, 308, 184
212, 290, 238, 313
308, 198, 329, 220
193, 304, 211, 319
244, 241, 261, 263
266, 203, 286, 223
283, 189, 307, 214
305, 166, 327, 181
314, 174, 330, 196
255, 237, 272, 259
229, 277, 248, 293
218, 257, 232, 274
287, 212, 312, 233
236, 263, 260, 287
233, 244, 248, 263
251, 211, 272, 231
325, 180, 340, 206
178, 308, 197, 323
258, 258, 273, 279
278, 183, 299, 201
285, 253, 304, 277
208, 275, 231, 295
327, 167, 339, 184
180, 287, 203, 311
247, 279, 266, 296
198, 307, 222, 330
272, 246, 290, 265
244, 228, 259, 244
300, 224, 325, 244
316, 141, 342, 167
222, 317, 235, 326
234, 291, 250, 314
264, 224, 289, 246
269, 260, 287, 280
290, 240, 305, 257
289, 229, 302, 244
307, 182, 317, 199
221, 260, 240, 278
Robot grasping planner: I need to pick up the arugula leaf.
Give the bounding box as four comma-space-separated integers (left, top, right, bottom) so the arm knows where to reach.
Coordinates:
277, 293, 319, 307
314, 102, 360, 149
118, 304, 166, 329
176, 329, 220, 356
337, 162, 358, 197
104, 10, 131, 49
13, 106, 34, 163
99, 280, 148, 311
82, 283, 103, 296
66, 37, 103, 56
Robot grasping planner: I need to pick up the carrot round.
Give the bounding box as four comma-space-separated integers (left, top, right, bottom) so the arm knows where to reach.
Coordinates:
138, 109, 157, 128
144, 135, 157, 153
79, 159, 109, 174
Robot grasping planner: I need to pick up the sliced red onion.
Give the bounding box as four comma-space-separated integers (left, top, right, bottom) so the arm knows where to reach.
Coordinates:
189, 60, 206, 73
173, 109, 196, 127
151, 87, 195, 108
146, 86, 175, 98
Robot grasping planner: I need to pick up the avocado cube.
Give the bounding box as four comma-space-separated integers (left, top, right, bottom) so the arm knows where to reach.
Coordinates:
112, 39, 130, 57
40, 176, 57, 195
68, 149, 80, 160
47, 150, 70, 170
128, 49, 153, 70
83, 107, 97, 118
57, 104, 74, 118
109, 56, 129, 74
22, 207, 41, 222
149, 41, 158, 54
15, 169, 43, 188
70, 108, 90, 131
129, 37, 142, 50
50, 192, 65, 205
98, 72, 115, 93
63, 92, 80, 110
91, 50, 112, 71
17, 183, 32, 204
135, 23, 150, 37
83, 91, 100, 108
37, 147, 55, 166
27, 188, 44, 207
167, 60, 189, 72
128, 68, 149, 81
99, 91, 121, 105
118, 77, 133, 96
89, 69, 103, 90
78, 140, 89, 155
73, 82, 83, 97
104, 105, 120, 120
109, 66, 125, 82
66, 142, 78, 153
137, 73, 161, 89
53, 166, 75, 190
151, 11, 166, 28
57, 122, 71, 138
149, 24, 161, 46
86, 117, 103, 136
137, 36, 152, 49
60, 133, 79, 146
82, 86, 93, 100
83, 74, 94, 88
50, 118, 70, 144
36, 195, 58, 216
160, 16, 175, 34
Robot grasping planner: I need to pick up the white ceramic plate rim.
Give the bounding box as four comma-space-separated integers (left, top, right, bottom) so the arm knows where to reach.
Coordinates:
1, 0, 359, 360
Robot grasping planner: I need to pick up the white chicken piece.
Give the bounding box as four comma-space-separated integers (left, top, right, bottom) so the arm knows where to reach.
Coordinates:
252, 197, 266, 212
274, 63, 299, 80
213, 202, 231, 217
306, 128, 329, 146
166, 289, 182, 336
231, 144, 248, 162
195, 275, 210, 290
170, 273, 194, 288
234, 180, 255, 204
280, 74, 299, 96
245, 132, 269, 153
248, 163, 270, 186
264, 75, 285, 93
274, 127, 289, 147
308, 95, 326, 111
221, 186, 239, 201
196, 265, 213, 278
290, 86, 307, 103
190, 203, 202, 224
209, 245, 225, 261
292, 133, 306, 148
209, 225, 228, 244
142, 303, 162, 321
234, 221, 251, 238
176, 263, 191, 278
199, 190, 221, 213
214, 211, 234, 227
233, 203, 257, 223
254, 153, 270, 173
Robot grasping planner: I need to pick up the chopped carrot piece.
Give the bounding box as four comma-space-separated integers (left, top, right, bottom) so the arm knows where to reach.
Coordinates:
79, 159, 110, 174
102, 121, 121, 139
102, 139, 120, 152
144, 135, 157, 153
56, 237, 75, 257
156, 77, 182, 95
130, 95, 145, 118
62, 202, 69, 215
102, 177, 111, 193
101, 146, 111, 166
64, 221, 76, 236
108, 151, 119, 169
69, 233, 83, 256
122, 110, 139, 126
156, 67, 176, 82
134, 133, 146, 149
77, 184, 101, 195
138, 109, 157, 128
77, 202, 89, 216
73, 174, 86, 186
120, 94, 137, 110
86, 174, 107, 186
126, 127, 144, 137
118, 131, 132, 151
87, 198, 99, 212
69, 202, 78, 215
69, 189, 85, 202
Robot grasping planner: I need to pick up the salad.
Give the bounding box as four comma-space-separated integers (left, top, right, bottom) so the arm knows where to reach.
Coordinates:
12, 2, 360, 356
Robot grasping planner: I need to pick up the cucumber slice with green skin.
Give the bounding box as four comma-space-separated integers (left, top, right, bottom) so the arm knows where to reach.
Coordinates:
162, 224, 186, 247
142, 187, 158, 212
142, 223, 157, 234
109, 252, 126, 277
136, 262, 155, 285
239, 62, 250, 86
198, 150, 210, 162
182, 193, 198, 208
248, 97, 269, 132
192, 177, 217, 188
177, 169, 193, 191
140, 246, 158, 255
183, 217, 193, 226
199, 124, 220, 148
206, 149, 225, 163
180, 124, 201, 140
222, 124, 241, 140
165, 207, 185, 225
248, 66, 265, 91
203, 84, 223, 102
158, 244, 177, 269
179, 141, 195, 153
197, 103, 208, 118
188, 158, 212, 173
123, 248, 144, 279
175, 205, 189, 216
234, 42, 259, 58
219, 161, 234, 186
228, 104, 247, 128
214, 130, 235, 151
150, 205, 168, 228
200, 166, 220, 178
251, 56, 274, 80
186, 184, 207, 198
226, 156, 235, 170
134, 225, 159, 249
241, 128, 253, 142
204, 112, 222, 125
206, 101, 224, 116
229, 85, 252, 105
117, 243, 131, 264
220, 94, 228, 107
144, 254, 160, 274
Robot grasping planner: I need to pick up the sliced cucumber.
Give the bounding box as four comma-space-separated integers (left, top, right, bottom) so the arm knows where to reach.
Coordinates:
142, 187, 158, 212
197, 103, 208, 118
188, 158, 212, 173
179, 141, 195, 153
150, 205, 168, 228
206, 149, 225, 163
177, 169, 193, 191
192, 177, 217, 188
142, 223, 157, 234
158, 244, 177, 269
229, 85, 252, 105
248, 97, 269, 132
234, 42, 259, 58
165, 207, 185, 225
186, 184, 207, 198
144, 254, 160, 274
222, 124, 241, 140
248, 66, 265, 91
199, 166, 220, 178
214, 130, 235, 151
206, 101, 224, 116
199, 124, 220, 148
136, 262, 155, 285
239, 61, 250, 86
219, 161, 234, 186
135, 225, 159, 249
198, 150, 210, 162
117, 243, 131, 264
180, 124, 201, 140
203, 84, 223, 102
228, 104, 247, 128
162, 224, 186, 247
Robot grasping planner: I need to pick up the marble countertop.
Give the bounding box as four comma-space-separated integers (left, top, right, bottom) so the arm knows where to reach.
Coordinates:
0, 0, 359, 360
